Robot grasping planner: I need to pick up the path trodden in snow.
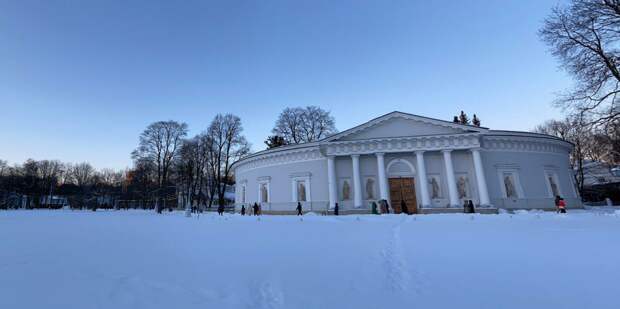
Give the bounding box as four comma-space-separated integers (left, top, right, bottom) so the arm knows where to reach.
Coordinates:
1, 209, 619, 309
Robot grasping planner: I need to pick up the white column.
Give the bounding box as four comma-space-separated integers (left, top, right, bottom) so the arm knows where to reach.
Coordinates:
327, 156, 337, 209
442, 150, 460, 207
471, 148, 491, 206
376, 153, 389, 201
415, 151, 431, 207
351, 154, 363, 208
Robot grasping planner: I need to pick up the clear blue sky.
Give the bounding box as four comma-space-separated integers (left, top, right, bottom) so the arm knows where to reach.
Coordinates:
0, 0, 571, 170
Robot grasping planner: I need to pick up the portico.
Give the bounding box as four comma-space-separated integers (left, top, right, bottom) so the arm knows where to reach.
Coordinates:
323, 133, 492, 212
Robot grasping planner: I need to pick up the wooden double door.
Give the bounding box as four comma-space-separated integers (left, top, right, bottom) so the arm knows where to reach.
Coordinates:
389, 177, 418, 214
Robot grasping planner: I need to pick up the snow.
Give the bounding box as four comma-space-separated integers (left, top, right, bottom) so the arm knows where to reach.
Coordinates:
1, 209, 619, 309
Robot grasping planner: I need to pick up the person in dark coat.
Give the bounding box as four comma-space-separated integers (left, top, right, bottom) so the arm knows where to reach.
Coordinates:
334, 202, 339, 216
468, 200, 475, 213
217, 204, 224, 216
400, 200, 409, 215
296, 202, 303, 216
241, 204, 246, 216
253, 203, 259, 216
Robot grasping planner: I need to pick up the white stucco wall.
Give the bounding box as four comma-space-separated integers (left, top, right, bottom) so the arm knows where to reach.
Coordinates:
232, 113, 579, 213
235, 153, 329, 212
481, 150, 579, 209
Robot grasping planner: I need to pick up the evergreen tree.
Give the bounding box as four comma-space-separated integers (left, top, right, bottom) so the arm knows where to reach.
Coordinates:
472, 114, 481, 127
458, 111, 470, 125
265, 135, 288, 149
453, 116, 459, 123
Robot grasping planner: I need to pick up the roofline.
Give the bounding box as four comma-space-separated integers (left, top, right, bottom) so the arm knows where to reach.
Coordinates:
230, 141, 320, 169
232, 113, 572, 170
483, 130, 574, 146
321, 111, 488, 142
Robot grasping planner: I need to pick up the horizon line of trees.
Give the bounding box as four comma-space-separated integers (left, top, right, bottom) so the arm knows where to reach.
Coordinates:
2, 107, 341, 212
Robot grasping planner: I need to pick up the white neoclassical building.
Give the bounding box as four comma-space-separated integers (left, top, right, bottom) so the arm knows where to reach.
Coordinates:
233, 111, 580, 214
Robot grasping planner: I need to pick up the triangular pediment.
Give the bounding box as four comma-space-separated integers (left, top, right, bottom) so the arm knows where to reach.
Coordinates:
325, 111, 486, 142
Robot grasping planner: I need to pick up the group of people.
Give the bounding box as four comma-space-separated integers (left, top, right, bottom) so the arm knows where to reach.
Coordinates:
232, 196, 570, 216
239, 203, 262, 216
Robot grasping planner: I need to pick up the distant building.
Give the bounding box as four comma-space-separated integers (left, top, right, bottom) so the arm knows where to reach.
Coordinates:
580, 160, 620, 203
581, 160, 620, 187
39, 195, 69, 208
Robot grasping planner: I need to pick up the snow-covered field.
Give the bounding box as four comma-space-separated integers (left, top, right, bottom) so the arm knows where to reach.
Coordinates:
1, 209, 619, 309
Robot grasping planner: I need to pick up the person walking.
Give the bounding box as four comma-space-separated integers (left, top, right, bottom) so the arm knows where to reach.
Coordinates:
334, 202, 339, 216
253, 203, 259, 216
400, 200, 409, 215
468, 200, 475, 214
557, 196, 567, 213
296, 202, 303, 216
217, 204, 224, 216
241, 204, 246, 216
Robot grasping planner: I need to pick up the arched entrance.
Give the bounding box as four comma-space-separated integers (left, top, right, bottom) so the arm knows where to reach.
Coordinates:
386, 159, 418, 214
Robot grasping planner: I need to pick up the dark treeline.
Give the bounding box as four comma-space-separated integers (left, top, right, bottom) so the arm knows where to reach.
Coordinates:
0, 159, 125, 210
0, 113, 250, 212
1, 107, 340, 212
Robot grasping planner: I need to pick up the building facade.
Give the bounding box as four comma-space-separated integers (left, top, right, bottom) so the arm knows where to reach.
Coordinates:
233, 112, 580, 213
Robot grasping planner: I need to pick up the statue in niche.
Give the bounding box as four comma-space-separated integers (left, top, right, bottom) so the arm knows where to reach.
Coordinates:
430, 177, 440, 199
260, 183, 268, 203
297, 181, 306, 202
365, 178, 375, 199
504, 174, 517, 198
342, 180, 351, 200
457, 176, 469, 199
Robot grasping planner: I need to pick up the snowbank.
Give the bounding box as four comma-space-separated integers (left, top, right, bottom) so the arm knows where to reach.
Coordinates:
0, 210, 618, 309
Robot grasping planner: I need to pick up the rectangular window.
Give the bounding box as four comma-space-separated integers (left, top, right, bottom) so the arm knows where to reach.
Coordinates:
497, 168, 523, 199
297, 180, 307, 202
545, 171, 562, 198
503, 172, 518, 199
259, 182, 269, 203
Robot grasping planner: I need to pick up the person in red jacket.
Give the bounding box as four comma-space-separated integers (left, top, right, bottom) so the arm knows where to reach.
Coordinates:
557, 196, 567, 213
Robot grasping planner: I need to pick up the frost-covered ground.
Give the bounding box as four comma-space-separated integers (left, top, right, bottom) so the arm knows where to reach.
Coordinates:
1, 209, 619, 309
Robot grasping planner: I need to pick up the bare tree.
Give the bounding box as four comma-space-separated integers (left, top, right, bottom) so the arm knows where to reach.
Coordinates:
207, 114, 250, 207
69, 162, 95, 188
534, 116, 591, 192
272, 106, 337, 144
98, 168, 123, 186
132, 120, 188, 213
540, 0, 620, 127
177, 134, 210, 212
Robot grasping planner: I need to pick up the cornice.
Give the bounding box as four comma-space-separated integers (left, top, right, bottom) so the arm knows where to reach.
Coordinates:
233, 131, 573, 174
482, 135, 572, 154
322, 133, 482, 155
234, 146, 324, 173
